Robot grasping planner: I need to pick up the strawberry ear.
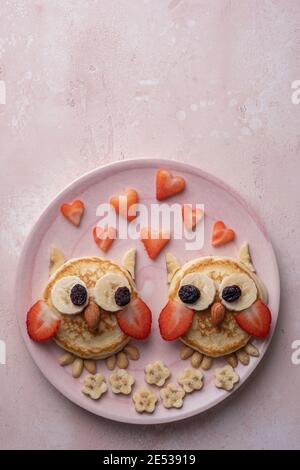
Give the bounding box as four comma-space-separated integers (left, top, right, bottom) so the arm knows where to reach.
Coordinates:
158, 300, 194, 341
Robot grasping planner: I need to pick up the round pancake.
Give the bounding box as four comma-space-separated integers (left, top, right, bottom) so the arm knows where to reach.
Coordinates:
169, 256, 268, 357
43, 257, 136, 359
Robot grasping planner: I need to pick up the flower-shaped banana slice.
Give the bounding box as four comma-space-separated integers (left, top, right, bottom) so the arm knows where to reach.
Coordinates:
160, 383, 185, 409
109, 369, 135, 395
133, 387, 158, 414
144, 360, 170, 387
214, 365, 239, 391
82, 373, 108, 400
177, 367, 204, 393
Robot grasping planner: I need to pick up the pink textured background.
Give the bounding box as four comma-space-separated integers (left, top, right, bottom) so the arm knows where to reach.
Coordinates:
0, 0, 300, 449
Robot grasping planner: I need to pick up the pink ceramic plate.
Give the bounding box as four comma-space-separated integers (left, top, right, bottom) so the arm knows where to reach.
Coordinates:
15, 159, 280, 424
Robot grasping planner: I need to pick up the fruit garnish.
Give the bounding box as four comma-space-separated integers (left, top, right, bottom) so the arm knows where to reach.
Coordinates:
182, 205, 204, 230
234, 299, 271, 337
222, 285, 241, 302
116, 297, 152, 340
114, 286, 131, 307
93, 226, 117, 253
140, 227, 170, 260
211, 220, 235, 247
178, 285, 200, 304
49, 246, 65, 276
122, 248, 136, 279
156, 169, 186, 201
158, 300, 194, 340
60, 200, 85, 226
26, 300, 61, 341
110, 188, 138, 221
70, 284, 88, 306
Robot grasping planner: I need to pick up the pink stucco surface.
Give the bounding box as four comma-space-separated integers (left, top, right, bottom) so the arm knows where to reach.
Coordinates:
0, 0, 300, 449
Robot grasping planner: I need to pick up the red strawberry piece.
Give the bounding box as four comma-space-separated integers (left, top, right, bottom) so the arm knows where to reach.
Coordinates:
158, 300, 194, 340
140, 227, 170, 260
110, 188, 138, 221
93, 226, 117, 253
156, 169, 186, 201
26, 300, 61, 341
182, 204, 204, 230
234, 299, 272, 337
116, 297, 152, 340
211, 220, 235, 247
60, 200, 85, 226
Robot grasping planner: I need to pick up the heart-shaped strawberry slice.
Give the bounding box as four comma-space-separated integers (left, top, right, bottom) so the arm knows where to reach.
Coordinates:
93, 226, 117, 253
182, 204, 204, 230
140, 227, 170, 260
211, 220, 235, 247
110, 188, 138, 221
156, 169, 186, 201
60, 200, 85, 226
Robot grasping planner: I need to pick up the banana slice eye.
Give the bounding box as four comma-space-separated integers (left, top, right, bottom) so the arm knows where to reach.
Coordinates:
51, 276, 89, 314
94, 273, 131, 312
220, 273, 257, 311
177, 273, 216, 311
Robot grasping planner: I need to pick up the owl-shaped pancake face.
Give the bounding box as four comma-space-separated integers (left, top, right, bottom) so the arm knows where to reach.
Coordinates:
159, 253, 271, 357
26, 253, 152, 358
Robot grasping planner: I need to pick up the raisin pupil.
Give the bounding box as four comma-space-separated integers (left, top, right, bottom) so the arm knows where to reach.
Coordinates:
115, 286, 131, 307
178, 284, 200, 304
222, 285, 241, 303
70, 284, 88, 306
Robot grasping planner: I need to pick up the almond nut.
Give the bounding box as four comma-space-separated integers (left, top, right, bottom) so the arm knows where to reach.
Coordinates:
117, 351, 129, 369
105, 355, 117, 370
124, 345, 140, 361
72, 358, 84, 378
200, 355, 213, 370
211, 302, 225, 326
244, 342, 259, 357
226, 353, 238, 368
84, 302, 101, 330
84, 359, 97, 374
180, 345, 194, 360
58, 352, 74, 366
236, 349, 250, 365
191, 351, 203, 368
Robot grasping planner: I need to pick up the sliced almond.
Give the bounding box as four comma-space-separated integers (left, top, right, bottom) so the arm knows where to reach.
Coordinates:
49, 246, 65, 276
124, 345, 140, 361
116, 352, 129, 369
58, 352, 74, 366
180, 345, 194, 360
72, 358, 84, 378
244, 342, 259, 357
236, 349, 250, 366
225, 353, 238, 368
200, 355, 213, 370
84, 302, 101, 330
191, 351, 203, 368
84, 359, 97, 374
211, 302, 225, 326
105, 355, 117, 371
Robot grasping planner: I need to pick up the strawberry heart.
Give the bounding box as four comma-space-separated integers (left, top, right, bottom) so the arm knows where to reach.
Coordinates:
110, 188, 138, 221
182, 205, 204, 230
156, 169, 186, 201
211, 220, 235, 247
93, 226, 117, 253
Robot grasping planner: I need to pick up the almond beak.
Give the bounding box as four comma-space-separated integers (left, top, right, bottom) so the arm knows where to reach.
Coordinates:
210, 302, 226, 326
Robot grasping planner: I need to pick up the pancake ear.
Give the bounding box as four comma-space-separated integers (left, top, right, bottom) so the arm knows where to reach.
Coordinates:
238, 242, 256, 272
122, 248, 136, 280
165, 252, 181, 283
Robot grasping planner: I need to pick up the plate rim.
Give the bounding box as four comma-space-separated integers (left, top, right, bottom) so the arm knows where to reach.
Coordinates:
15, 158, 280, 425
